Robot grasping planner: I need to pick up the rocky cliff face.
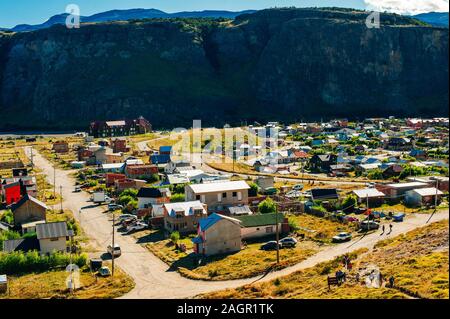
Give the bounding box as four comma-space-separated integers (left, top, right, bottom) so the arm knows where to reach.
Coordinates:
0, 8, 448, 130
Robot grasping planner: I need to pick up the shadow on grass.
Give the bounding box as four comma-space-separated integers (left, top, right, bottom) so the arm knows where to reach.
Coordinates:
135, 229, 165, 244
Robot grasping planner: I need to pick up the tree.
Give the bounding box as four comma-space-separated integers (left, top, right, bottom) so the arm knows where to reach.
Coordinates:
258, 198, 277, 214
170, 231, 180, 245
248, 182, 258, 197
341, 194, 357, 212
170, 194, 185, 203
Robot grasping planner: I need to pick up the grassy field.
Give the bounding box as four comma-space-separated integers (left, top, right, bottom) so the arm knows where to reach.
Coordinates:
134, 229, 318, 281
288, 213, 356, 244
199, 220, 449, 299
0, 265, 134, 299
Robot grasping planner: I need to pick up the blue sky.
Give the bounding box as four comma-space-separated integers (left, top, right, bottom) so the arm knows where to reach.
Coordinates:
0, 0, 448, 28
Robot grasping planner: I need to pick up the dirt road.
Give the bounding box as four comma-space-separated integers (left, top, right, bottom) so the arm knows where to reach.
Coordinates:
24, 146, 448, 299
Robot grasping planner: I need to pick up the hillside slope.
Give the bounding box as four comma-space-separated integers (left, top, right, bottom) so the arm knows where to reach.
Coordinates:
0, 8, 448, 130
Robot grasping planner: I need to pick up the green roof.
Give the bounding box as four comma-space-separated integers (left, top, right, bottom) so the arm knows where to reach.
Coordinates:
235, 213, 283, 228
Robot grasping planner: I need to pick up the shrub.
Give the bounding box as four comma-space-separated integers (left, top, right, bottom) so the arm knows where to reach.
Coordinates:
248, 182, 259, 197
170, 193, 185, 203
0, 209, 14, 225
258, 198, 277, 214
0, 251, 87, 275
170, 231, 180, 245
341, 194, 357, 212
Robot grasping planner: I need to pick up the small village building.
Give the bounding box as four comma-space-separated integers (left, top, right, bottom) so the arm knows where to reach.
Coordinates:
105, 173, 126, 187
10, 194, 48, 226
89, 117, 151, 138
352, 188, 386, 206
52, 141, 69, 153
309, 154, 338, 173
236, 213, 285, 240
110, 137, 129, 153
255, 176, 274, 192
137, 187, 171, 209
114, 179, 146, 193
185, 180, 250, 213
310, 188, 339, 201
101, 163, 124, 174
375, 182, 429, 202
226, 205, 253, 216
405, 188, 444, 207
163, 201, 207, 234
1, 181, 22, 205
192, 213, 242, 256
36, 221, 72, 255
125, 164, 158, 179
0, 275, 7, 294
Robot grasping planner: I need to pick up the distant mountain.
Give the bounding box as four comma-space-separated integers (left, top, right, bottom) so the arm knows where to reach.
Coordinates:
413, 12, 449, 27
0, 8, 447, 130
7, 9, 257, 32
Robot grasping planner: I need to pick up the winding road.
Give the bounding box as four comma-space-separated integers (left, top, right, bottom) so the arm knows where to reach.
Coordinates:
24, 146, 449, 299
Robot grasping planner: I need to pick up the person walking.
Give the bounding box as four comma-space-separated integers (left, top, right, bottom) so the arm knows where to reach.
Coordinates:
389, 276, 395, 288
381, 224, 385, 234
389, 223, 393, 234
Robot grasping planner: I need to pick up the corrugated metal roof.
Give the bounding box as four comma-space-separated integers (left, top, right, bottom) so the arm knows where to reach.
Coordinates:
411, 187, 444, 196
36, 222, 70, 240
353, 188, 386, 198
188, 180, 250, 194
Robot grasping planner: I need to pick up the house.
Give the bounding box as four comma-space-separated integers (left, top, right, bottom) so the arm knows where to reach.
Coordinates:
163, 201, 208, 234
105, 173, 126, 187
1, 176, 38, 199
409, 149, 427, 160
185, 180, 250, 213
382, 164, 404, 178
352, 188, 386, 207
310, 188, 339, 201
110, 138, 129, 153
236, 213, 285, 240
137, 187, 171, 209
3, 237, 40, 253
89, 116, 151, 138
376, 182, 429, 199
255, 176, 274, 192
114, 179, 146, 193
36, 222, 72, 255
1, 181, 22, 205
164, 174, 190, 185
385, 137, 412, 151
100, 163, 125, 174
309, 154, 338, 172
125, 164, 158, 179
52, 141, 69, 153
405, 188, 444, 207
192, 213, 242, 256
10, 194, 48, 226
164, 160, 192, 174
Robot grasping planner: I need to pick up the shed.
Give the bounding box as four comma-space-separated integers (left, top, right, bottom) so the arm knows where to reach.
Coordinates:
0, 275, 7, 294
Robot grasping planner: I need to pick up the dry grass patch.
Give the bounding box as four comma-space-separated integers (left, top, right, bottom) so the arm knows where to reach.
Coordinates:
140, 230, 318, 281
288, 213, 356, 244
1, 266, 134, 299
199, 220, 449, 299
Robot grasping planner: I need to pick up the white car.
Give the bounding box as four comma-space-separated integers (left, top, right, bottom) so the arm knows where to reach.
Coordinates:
118, 214, 137, 222
292, 184, 304, 191
126, 222, 148, 233
107, 243, 121, 257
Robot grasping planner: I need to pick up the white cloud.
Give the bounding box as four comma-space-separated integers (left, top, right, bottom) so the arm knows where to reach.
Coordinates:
364, 0, 449, 15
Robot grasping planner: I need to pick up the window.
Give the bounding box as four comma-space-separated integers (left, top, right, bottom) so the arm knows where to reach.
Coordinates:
222, 192, 227, 198
232, 192, 237, 197
196, 195, 200, 200
266, 226, 273, 233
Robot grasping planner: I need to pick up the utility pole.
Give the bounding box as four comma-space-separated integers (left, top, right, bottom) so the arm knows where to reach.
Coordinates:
30, 147, 34, 168
60, 185, 63, 213
112, 213, 115, 277
53, 165, 56, 199
69, 235, 74, 295
275, 211, 280, 264
435, 179, 439, 208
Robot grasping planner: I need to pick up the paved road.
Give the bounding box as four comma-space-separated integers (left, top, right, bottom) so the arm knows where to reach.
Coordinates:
24, 146, 449, 299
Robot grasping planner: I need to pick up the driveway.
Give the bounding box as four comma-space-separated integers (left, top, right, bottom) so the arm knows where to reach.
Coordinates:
24, 146, 449, 299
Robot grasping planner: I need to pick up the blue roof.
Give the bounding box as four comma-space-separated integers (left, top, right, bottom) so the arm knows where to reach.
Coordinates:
191, 236, 203, 244
198, 213, 223, 232
159, 146, 172, 153
150, 154, 170, 164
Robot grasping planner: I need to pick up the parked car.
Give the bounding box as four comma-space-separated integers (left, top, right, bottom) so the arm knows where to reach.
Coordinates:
263, 187, 278, 195
118, 214, 137, 222
260, 241, 282, 251
332, 232, 353, 243
292, 184, 304, 191
126, 222, 148, 233
343, 216, 360, 223
280, 237, 298, 248
107, 243, 121, 257
360, 220, 380, 231
74, 186, 82, 193
108, 203, 124, 211
98, 266, 111, 277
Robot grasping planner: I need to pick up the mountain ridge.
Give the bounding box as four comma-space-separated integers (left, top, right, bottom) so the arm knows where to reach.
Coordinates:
0, 8, 448, 130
